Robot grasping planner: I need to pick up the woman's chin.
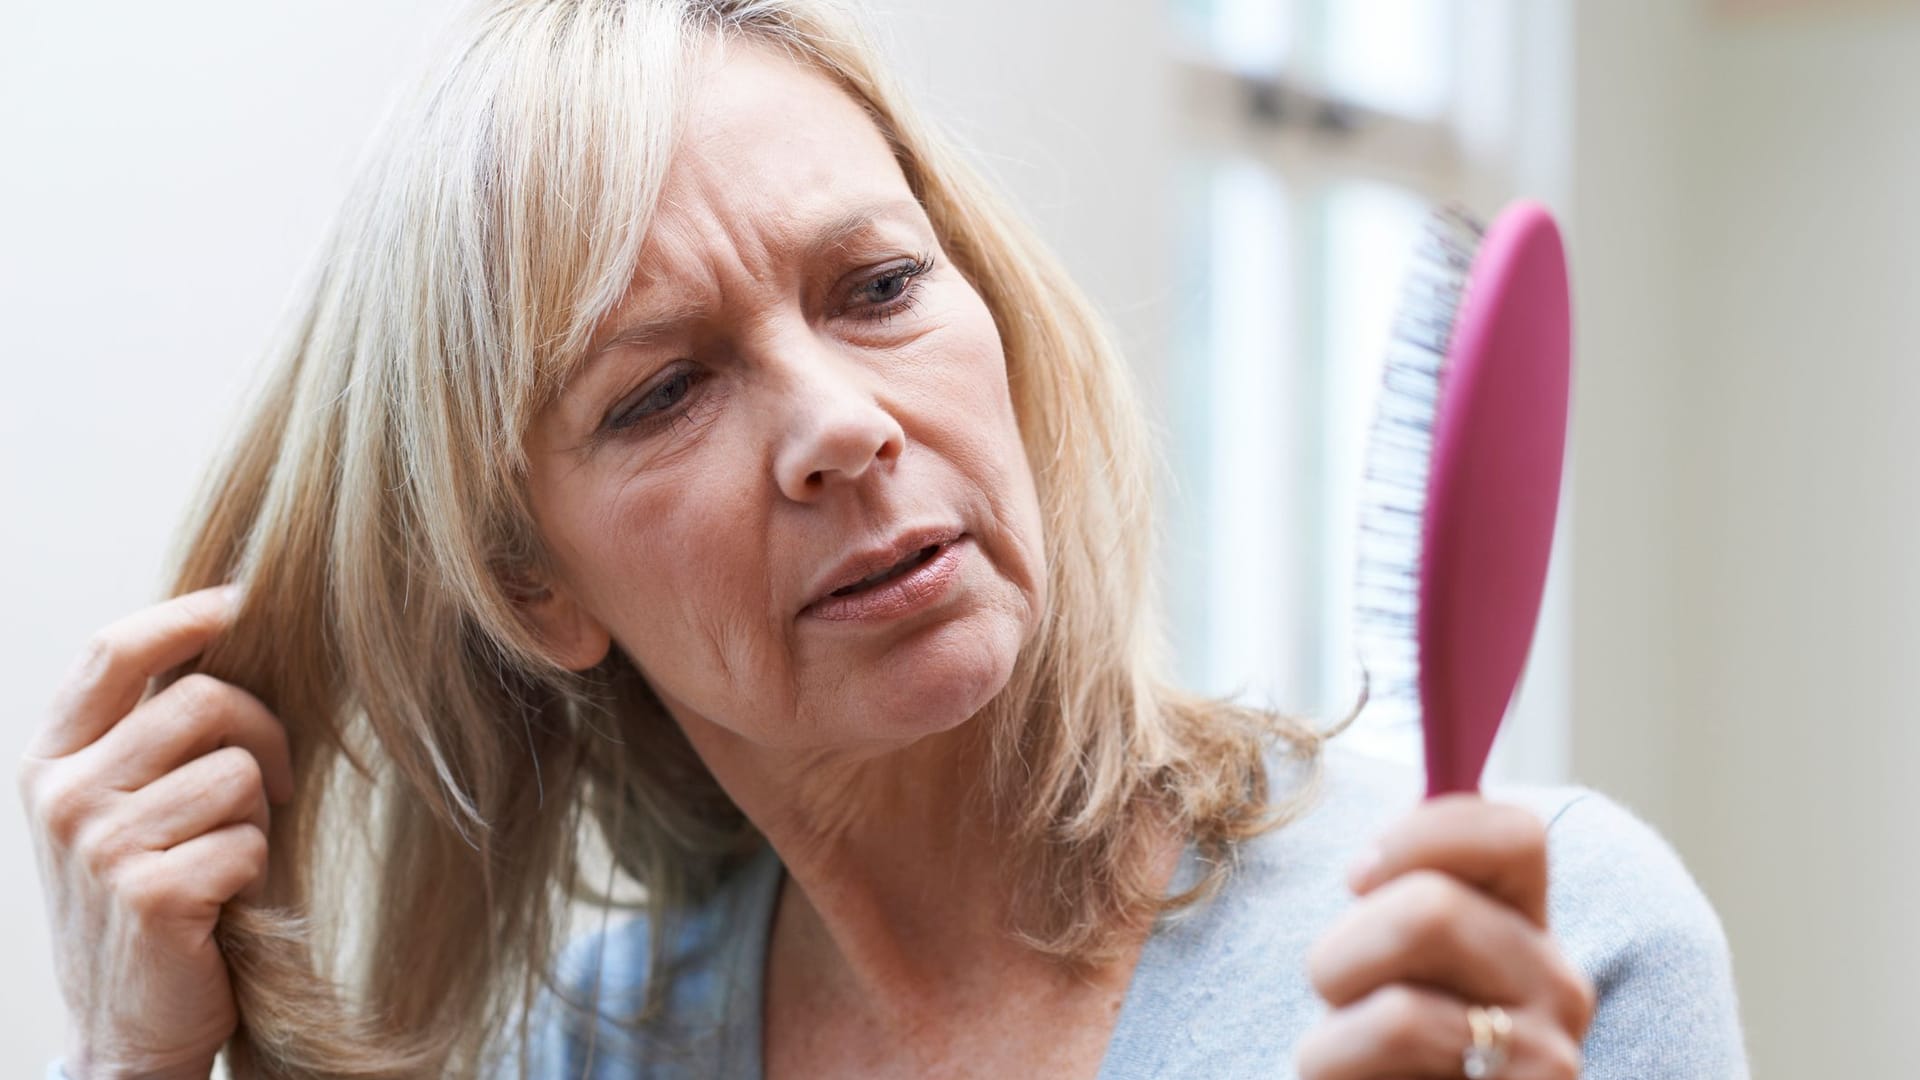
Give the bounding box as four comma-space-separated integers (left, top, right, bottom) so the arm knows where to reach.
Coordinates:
824, 610, 1026, 742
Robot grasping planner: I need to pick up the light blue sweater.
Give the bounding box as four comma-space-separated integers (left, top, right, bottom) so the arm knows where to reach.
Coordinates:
48, 742, 1750, 1078
503, 742, 1750, 1078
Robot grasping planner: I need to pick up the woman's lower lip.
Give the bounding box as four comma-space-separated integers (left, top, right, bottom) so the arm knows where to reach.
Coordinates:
803, 536, 967, 623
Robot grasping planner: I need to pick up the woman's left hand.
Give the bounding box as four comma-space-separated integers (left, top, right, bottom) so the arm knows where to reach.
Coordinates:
1296, 794, 1597, 1079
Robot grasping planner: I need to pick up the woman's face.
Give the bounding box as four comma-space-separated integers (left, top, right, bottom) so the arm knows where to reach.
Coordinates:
523, 41, 1047, 756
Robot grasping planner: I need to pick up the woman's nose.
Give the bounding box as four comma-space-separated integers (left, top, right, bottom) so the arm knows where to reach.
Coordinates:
771, 355, 906, 502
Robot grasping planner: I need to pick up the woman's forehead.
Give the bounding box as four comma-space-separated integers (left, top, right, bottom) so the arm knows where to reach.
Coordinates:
652, 42, 914, 242
605, 44, 927, 313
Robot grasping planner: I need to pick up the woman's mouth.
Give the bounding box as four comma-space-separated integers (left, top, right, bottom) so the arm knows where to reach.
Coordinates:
828, 544, 941, 597
804, 535, 968, 623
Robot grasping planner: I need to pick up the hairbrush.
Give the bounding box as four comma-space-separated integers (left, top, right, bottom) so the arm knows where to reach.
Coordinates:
1351, 200, 1573, 796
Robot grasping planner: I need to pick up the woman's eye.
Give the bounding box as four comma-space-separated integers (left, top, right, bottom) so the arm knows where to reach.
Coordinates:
596, 258, 935, 440
609, 369, 696, 432
847, 256, 934, 323
860, 272, 909, 304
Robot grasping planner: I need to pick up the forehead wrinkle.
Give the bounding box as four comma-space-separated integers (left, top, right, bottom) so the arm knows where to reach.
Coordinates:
584, 196, 930, 361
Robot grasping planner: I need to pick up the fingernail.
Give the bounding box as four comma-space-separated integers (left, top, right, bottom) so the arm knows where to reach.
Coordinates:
1346, 844, 1381, 892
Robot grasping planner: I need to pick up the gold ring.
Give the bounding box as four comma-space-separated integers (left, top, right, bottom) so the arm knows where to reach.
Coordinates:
1463, 1003, 1513, 1079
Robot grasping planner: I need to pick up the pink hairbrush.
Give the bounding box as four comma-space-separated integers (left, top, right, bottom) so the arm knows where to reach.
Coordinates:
1352, 200, 1572, 797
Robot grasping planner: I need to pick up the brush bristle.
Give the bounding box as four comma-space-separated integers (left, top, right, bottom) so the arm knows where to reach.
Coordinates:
1350, 204, 1485, 734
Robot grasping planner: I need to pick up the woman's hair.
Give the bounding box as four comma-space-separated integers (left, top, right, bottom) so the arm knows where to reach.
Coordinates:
164, 0, 1355, 1075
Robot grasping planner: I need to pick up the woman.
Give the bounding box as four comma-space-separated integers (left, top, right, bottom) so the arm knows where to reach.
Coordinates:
19, 1, 1747, 1077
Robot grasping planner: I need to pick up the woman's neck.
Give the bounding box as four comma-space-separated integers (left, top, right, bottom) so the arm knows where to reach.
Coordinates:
673, 711, 1180, 1024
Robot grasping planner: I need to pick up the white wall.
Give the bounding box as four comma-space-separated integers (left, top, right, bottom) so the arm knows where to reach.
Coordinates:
0, 1, 1169, 1071
1567, 4, 1920, 1075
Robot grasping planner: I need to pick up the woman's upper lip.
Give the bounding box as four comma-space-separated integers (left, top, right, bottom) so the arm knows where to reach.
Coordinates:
805, 525, 964, 611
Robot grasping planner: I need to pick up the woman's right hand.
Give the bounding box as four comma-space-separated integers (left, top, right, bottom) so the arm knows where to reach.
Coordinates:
16, 585, 293, 1080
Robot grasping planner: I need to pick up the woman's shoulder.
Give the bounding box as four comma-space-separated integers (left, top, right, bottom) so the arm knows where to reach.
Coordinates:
1242, 739, 1738, 963
1474, 768, 1751, 1076
1198, 737, 1751, 1077
1224, 739, 1599, 897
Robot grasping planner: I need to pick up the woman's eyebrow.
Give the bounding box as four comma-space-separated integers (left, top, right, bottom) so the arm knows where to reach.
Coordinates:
809, 196, 930, 258
585, 197, 931, 360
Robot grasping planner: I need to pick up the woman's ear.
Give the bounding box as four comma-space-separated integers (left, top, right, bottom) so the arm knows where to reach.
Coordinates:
505, 570, 613, 672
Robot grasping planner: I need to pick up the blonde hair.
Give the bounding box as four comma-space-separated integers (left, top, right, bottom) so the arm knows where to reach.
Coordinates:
163, 0, 1353, 1075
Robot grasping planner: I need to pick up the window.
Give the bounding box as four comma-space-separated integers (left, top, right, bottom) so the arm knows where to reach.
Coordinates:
1161, 0, 1569, 779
